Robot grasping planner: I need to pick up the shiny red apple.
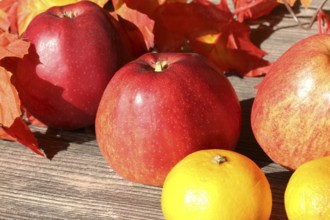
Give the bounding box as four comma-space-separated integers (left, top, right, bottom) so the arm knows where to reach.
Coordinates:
251, 34, 330, 170
95, 52, 242, 186
13, 1, 134, 129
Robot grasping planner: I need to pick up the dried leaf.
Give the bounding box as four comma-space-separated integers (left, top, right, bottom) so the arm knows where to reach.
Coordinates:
0, 31, 27, 129
0, 9, 10, 31
233, 0, 278, 22
16, 0, 109, 35
116, 0, 165, 15
0, 66, 21, 127
300, 0, 313, 8
317, 10, 330, 34
153, 0, 270, 76
113, 2, 155, 50
0, 30, 43, 156
277, 0, 296, 6
1, 117, 44, 156
0, 127, 15, 140
0, 0, 19, 33
277, 0, 312, 8
0, 30, 30, 60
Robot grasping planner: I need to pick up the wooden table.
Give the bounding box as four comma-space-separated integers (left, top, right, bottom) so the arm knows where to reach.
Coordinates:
0, 2, 328, 219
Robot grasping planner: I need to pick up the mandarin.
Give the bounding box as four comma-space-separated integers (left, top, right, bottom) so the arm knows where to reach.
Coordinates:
285, 156, 330, 220
161, 149, 272, 220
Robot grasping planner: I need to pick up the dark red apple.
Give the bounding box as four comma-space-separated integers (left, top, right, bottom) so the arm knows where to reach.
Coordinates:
251, 34, 330, 170
13, 1, 134, 129
95, 52, 242, 186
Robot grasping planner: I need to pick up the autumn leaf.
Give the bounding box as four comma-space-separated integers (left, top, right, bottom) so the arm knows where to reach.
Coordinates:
115, 0, 165, 15
16, 0, 109, 35
317, 10, 330, 34
0, 58, 20, 142
301, 0, 313, 8
112, 2, 155, 50
0, 30, 30, 60
0, 66, 21, 127
0, 30, 44, 156
277, 0, 313, 8
152, 0, 270, 76
0, 65, 44, 155
113, 0, 271, 75
0, 0, 19, 33
0, 31, 29, 128
233, 0, 279, 22
0, 9, 10, 31
2, 117, 44, 156
0, 127, 15, 140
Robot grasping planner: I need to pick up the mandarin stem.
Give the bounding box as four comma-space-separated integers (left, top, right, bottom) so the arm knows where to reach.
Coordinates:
213, 155, 227, 164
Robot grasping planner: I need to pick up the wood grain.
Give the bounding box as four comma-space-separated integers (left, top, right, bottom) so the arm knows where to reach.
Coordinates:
0, 2, 328, 219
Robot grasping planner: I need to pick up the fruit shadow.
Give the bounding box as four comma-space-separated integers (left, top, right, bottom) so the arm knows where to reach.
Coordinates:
266, 170, 293, 220
235, 98, 273, 167
34, 127, 96, 160
236, 98, 293, 220
11, 45, 97, 160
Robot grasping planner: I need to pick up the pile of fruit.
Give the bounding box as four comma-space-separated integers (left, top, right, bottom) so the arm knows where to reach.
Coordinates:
0, 1, 329, 219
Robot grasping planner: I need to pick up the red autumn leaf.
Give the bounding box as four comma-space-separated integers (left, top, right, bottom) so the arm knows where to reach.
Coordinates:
1, 117, 44, 156
317, 10, 330, 34
0, 30, 44, 156
233, 0, 279, 22
153, 0, 270, 76
0, 31, 28, 129
0, 127, 15, 140
0, 0, 19, 33
191, 21, 271, 76
112, 2, 155, 50
0, 65, 17, 142
0, 66, 21, 127
115, 0, 165, 15
0, 30, 29, 60
0, 65, 44, 154
0, 9, 10, 32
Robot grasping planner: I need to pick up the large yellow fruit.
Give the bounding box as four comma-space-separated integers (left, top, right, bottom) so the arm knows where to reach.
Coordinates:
285, 156, 330, 220
161, 149, 272, 220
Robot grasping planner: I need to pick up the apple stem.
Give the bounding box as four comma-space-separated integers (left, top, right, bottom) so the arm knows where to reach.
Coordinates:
154, 61, 168, 72
213, 155, 227, 164
62, 10, 76, 19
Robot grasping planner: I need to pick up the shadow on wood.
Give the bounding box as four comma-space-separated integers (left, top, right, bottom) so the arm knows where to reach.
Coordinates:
35, 127, 96, 160
235, 98, 273, 167
266, 170, 293, 220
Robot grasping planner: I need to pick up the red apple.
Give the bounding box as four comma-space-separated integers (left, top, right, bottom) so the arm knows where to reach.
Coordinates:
95, 52, 242, 186
13, 1, 134, 129
251, 34, 330, 170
